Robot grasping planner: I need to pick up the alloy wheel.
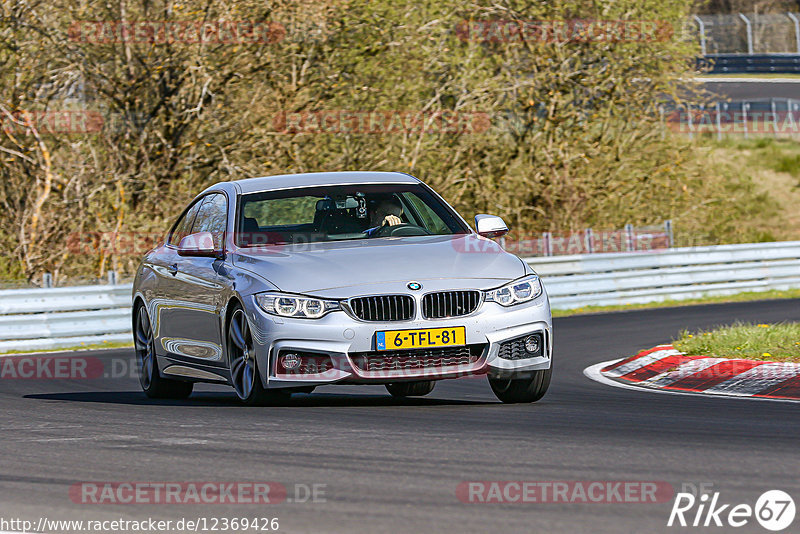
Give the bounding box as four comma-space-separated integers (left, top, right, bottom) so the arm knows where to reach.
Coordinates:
134, 306, 155, 390
228, 308, 256, 400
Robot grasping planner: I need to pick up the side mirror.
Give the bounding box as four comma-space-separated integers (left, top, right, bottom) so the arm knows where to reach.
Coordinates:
475, 214, 509, 238
177, 231, 219, 257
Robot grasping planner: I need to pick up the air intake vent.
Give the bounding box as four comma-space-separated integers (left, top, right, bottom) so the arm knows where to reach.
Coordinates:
350, 344, 485, 373
422, 290, 481, 319
348, 295, 415, 322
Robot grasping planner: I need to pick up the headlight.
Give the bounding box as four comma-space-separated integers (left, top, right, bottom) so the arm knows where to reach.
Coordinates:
255, 293, 340, 319
485, 275, 543, 306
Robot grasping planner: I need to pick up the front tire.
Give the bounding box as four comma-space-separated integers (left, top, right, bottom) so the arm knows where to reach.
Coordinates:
133, 304, 193, 399
386, 381, 436, 397
489, 366, 551, 404
227, 304, 289, 406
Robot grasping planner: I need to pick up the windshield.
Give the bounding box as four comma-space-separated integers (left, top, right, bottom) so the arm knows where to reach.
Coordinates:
236, 183, 468, 247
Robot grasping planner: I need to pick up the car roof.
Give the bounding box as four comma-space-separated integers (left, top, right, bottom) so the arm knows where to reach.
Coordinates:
228, 171, 421, 194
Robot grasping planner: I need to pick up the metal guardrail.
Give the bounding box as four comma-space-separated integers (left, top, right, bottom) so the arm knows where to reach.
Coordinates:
529, 241, 800, 309
1, 241, 799, 352
0, 284, 132, 352
700, 53, 800, 73
699, 53, 800, 74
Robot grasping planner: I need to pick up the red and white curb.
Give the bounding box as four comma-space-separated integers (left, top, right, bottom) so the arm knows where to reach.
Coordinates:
584, 345, 800, 403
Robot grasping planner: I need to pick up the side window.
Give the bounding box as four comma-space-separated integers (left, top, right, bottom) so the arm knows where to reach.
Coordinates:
168, 201, 203, 246
402, 192, 450, 234
242, 196, 318, 227
191, 193, 227, 249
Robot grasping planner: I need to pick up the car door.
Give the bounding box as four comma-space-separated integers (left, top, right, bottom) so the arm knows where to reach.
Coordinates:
148, 197, 202, 347
155, 193, 229, 366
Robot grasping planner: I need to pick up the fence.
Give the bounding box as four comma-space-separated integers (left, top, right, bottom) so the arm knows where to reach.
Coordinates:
1, 240, 799, 352
693, 13, 800, 55
689, 13, 800, 74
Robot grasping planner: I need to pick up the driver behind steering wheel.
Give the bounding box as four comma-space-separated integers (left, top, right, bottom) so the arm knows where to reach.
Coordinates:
364, 197, 404, 237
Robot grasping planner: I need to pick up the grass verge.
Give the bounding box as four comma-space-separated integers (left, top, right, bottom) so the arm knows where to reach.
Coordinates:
551, 288, 800, 317
0, 340, 133, 356
673, 322, 800, 363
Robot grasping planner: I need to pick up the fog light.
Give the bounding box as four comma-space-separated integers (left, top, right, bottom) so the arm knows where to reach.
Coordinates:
524, 335, 540, 354
280, 353, 301, 370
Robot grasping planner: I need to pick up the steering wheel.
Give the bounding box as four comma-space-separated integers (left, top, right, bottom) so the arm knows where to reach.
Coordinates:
373, 223, 431, 237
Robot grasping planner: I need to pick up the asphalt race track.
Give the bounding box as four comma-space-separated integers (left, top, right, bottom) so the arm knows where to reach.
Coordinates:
701, 79, 800, 100
2, 300, 800, 533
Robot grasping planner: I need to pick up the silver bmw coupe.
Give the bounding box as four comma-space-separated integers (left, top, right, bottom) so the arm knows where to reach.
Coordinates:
132, 171, 552, 404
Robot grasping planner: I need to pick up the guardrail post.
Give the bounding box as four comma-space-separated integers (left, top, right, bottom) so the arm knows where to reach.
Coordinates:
738, 14, 754, 54
665, 220, 674, 248
107, 270, 117, 285
742, 101, 749, 139
693, 15, 707, 56
543, 232, 553, 256
625, 224, 635, 251
788, 13, 800, 53
584, 228, 594, 254
771, 99, 778, 137
42, 272, 53, 288
715, 102, 722, 141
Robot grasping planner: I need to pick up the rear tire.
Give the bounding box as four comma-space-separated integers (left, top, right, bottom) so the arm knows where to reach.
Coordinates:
489, 366, 551, 404
227, 304, 289, 406
134, 304, 193, 399
386, 381, 436, 398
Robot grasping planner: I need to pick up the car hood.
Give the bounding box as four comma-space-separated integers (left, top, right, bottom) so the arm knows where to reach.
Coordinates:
231, 234, 527, 296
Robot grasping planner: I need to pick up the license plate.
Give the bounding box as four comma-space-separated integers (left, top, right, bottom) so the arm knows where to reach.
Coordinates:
375, 327, 466, 351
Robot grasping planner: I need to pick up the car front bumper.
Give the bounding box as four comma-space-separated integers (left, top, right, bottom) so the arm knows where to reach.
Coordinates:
244, 292, 552, 389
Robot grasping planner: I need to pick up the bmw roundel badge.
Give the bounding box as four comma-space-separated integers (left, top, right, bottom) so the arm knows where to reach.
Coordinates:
407, 281, 422, 291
